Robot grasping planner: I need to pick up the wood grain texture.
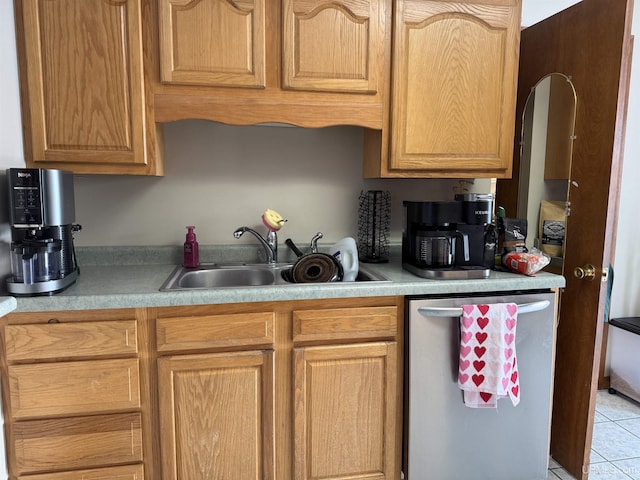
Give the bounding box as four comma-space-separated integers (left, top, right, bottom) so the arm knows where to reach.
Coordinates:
14, 0, 162, 175
389, 1, 520, 176
385, 0, 521, 177
9, 358, 141, 419
13, 413, 143, 475
282, 0, 386, 93
16, 464, 144, 480
495, 1, 634, 477
159, 0, 266, 87
157, 311, 274, 352
293, 342, 397, 480
158, 350, 274, 480
292, 306, 397, 343
5, 320, 138, 362
153, 0, 391, 128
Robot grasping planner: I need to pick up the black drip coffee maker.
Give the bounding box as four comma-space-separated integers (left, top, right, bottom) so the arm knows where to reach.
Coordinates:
403, 194, 495, 279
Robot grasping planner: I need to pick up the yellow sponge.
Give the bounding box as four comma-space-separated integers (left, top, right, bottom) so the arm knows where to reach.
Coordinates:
262, 209, 286, 231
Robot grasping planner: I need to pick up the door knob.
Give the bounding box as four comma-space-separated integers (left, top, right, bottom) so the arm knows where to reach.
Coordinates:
574, 264, 596, 280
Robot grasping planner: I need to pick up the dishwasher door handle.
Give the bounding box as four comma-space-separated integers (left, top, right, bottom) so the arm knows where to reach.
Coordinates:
417, 300, 551, 318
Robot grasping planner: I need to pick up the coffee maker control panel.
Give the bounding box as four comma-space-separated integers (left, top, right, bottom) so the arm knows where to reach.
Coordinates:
8, 168, 75, 228
9, 169, 44, 226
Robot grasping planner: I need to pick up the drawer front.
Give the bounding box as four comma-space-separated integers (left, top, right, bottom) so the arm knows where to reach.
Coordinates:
5, 320, 138, 362
14, 413, 143, 475
157, 311, 274, 352
18, 464, 144, 479
293, 306, 398, 343
9, 358, 140, 419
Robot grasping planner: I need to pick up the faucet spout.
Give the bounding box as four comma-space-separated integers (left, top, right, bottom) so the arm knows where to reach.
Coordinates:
233, 227, 277, 264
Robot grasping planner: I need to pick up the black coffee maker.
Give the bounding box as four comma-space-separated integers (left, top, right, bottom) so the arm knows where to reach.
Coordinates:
403, 194, 495, 279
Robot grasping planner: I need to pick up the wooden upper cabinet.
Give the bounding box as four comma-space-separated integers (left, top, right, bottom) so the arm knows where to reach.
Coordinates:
15, 0, 162, 175
153, 0, 391, 128
282, 0, 386, 94
159, 0, 266, 88
372, 0, 521, 178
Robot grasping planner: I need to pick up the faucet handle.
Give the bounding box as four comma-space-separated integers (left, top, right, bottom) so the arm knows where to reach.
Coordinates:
310, 232, 323, 253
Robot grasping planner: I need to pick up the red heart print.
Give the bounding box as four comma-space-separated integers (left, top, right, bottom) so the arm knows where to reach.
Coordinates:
511, 371, 518, 383
511, 385, 519, 397
473, 360, 486, 372
477, 317, 489, 329
463, 305, 475, 315
472, 374, 485, 387
462, 316, 474, 328
461, 332, 473, 344
459, 359, 470, 371
502, 378, 509, 390
476, 332, 488, 344
507, 304, 517, 316
504, 348, 513, 359
506, 318, 517, 331
460, 346, 471, 358
474, 346, 487, 358
459, 373, 469, 384
478, 305, 490, 315
480, 392, 493, 403
504, 333, 515, 345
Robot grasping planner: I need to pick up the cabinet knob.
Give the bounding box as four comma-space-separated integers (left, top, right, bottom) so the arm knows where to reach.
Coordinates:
47, 318, 60, 324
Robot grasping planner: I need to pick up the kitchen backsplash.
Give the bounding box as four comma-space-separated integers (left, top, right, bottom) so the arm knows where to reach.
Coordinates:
72, 120, 491, 247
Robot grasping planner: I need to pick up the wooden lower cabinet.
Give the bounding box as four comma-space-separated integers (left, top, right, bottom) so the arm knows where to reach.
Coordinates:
157, 350, 274, 480
1, 309, 150, 480
1, 298, 402, 480
293, 342, 398, 480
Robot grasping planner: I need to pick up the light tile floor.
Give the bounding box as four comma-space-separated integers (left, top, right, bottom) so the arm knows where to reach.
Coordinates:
548, 390, 640, 479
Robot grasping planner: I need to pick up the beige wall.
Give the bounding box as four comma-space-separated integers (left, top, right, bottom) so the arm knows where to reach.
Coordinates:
73, 121, 486, 247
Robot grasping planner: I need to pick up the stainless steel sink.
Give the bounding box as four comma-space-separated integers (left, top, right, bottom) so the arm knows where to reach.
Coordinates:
160, 263, 388, 291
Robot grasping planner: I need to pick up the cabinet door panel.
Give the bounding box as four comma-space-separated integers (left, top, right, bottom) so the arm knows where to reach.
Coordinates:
390, 0, 520, 176
20, 0, 148, 168
17, 464, 144, 480
159, 0, 266, 87
9, 358, 141, 419
294, 342, 397, 480
283, 0, 387, 93
13, 413, 143, 475
158, 351, 274, 480
5, 320, 138, 362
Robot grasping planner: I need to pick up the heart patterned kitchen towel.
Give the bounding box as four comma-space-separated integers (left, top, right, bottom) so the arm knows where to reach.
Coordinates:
458, 303, 520, 408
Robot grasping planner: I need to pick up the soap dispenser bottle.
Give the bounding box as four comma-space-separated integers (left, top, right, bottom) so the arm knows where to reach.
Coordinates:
184, 226, 199, 268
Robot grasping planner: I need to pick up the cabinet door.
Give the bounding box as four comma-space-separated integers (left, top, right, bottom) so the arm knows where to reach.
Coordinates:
159, 0, 266, 87
293, 342, 398, 480
282, 0, 388, 94
16, 0, 158, 175
390, 0, 521, 176
158, 350, 274, 480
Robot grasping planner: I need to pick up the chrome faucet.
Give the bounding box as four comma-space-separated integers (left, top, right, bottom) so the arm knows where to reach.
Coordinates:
233, 226, 278, 265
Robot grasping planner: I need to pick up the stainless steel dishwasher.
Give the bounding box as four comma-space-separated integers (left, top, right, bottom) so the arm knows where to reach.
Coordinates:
405, 291, 557, 480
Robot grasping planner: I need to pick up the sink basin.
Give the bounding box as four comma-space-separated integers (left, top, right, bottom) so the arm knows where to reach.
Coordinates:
160, 263, 388, 291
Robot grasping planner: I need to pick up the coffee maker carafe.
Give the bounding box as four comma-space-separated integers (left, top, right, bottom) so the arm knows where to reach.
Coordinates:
6, 168, 80, 296
403, 194, 494, 279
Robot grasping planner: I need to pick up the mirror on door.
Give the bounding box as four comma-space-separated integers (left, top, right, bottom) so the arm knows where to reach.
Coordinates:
517, 73, 577, 274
